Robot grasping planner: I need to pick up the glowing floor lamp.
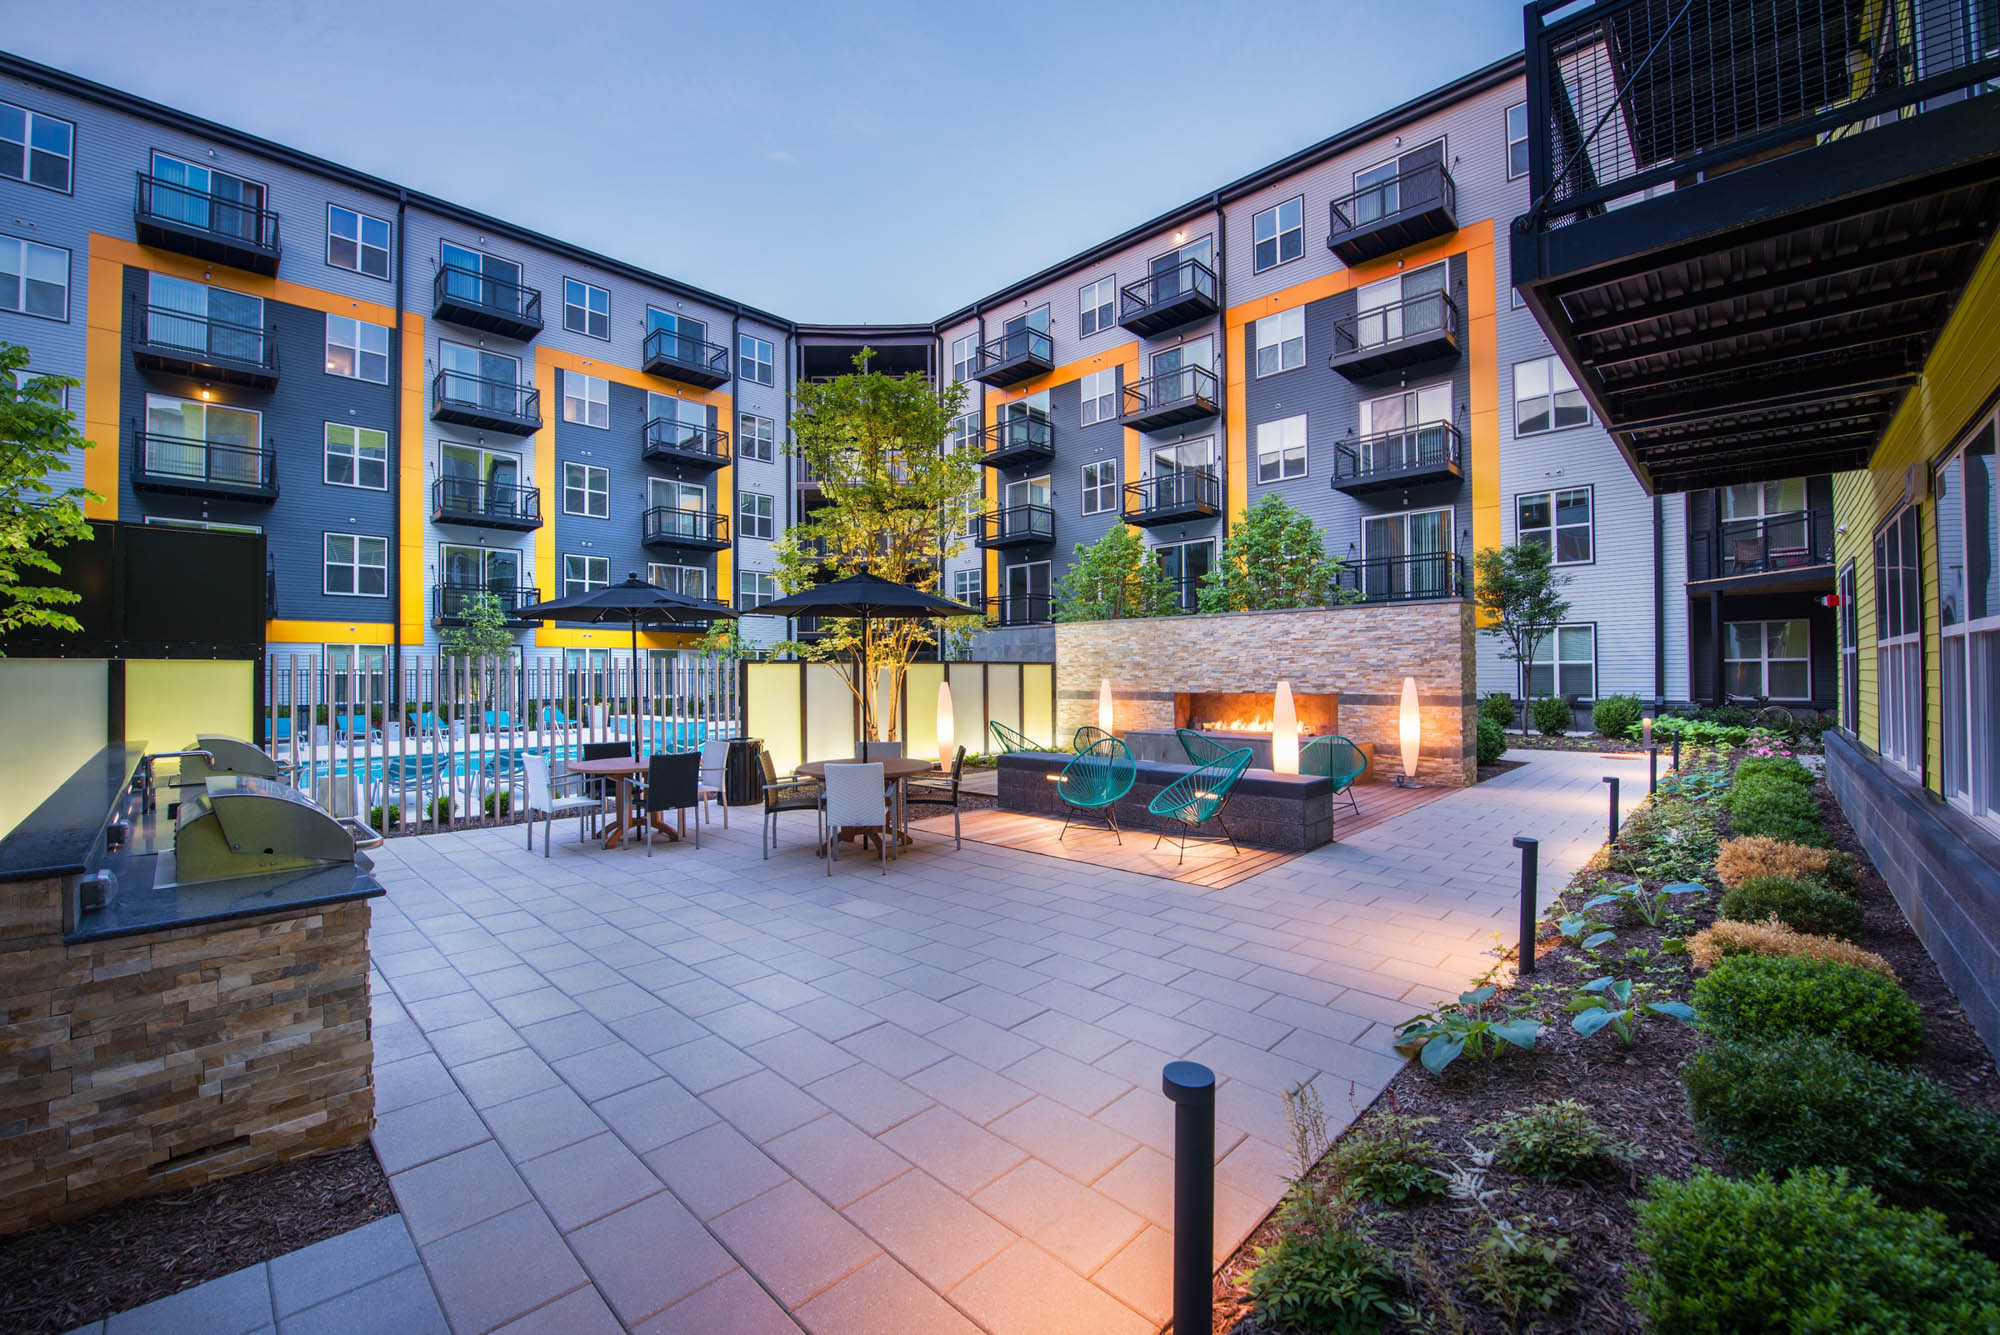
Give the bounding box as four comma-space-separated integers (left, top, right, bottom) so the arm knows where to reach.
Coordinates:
1397, 676, 1421, 787
936, 679, 956, 768
1098, 678, 1114, 734
1271, 680, 1299, 774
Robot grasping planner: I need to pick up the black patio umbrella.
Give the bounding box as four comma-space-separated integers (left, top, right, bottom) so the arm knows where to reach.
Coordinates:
752, 572, 979, 742
516, 573, 737, 729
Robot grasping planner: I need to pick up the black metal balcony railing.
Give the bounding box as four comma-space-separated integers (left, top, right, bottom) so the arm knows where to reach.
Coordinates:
131, 301, 280, 389
976, 504, 1055, 549
1332, 421, 1463, 494
435, 583, 541, 626
134, 172, 282, 274
432, 264, 543, 339
1117, 258, 1220, 337
1331, 291, 1461, 378
986, 592, 1052, 627
431, 476, 543, 530
793, 614, 830, 641
1327, 162, 1458, 264
973, 327, 1055, 388
1123, 469, 1221, 526
132, 428, 279, 501
1335, 551, 1468, 603
431, 371, 543, 434
980, 414, 1055, 468
1121, 366, 1220, 433
642, 328, 731, 388
642, 507, 729, 548
642, 418, 731, 470
1703, 510, 1836, 581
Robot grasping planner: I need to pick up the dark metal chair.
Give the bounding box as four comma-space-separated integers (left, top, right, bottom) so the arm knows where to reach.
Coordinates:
759, 750, 821, 860
643, 750, 702, 853
579, 740, 630, 833
904, 746, 966, 848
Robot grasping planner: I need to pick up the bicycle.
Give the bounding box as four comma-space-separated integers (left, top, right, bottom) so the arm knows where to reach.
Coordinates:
1725, 694, 1797, 733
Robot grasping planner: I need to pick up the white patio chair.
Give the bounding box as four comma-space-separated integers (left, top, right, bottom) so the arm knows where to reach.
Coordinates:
821, 762, 889, 877
698, 738, 730, 828
523, 753, 599, 858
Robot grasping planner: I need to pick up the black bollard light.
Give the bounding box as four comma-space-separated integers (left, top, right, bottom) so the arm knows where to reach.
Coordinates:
1672, 734, 1682, 772
1603, 774, 1620, 842
1513, 836, 1539, 974
1163, 1061, 1216, 1335
1649, 746, 1659, 794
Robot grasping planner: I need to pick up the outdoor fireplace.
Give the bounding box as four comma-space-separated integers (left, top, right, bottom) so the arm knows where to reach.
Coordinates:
1173, 690, 1338, 740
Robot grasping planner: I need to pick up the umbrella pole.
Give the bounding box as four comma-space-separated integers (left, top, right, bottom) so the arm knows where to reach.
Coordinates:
860, 613, 871, 746
631, 616, 640, 751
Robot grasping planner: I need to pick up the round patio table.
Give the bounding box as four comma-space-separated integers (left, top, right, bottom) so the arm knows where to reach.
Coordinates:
795, 757, 935, 852
569, 755, 681, 849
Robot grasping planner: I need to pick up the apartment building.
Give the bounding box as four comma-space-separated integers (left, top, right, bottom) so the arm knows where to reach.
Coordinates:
0, 46, 1727, 706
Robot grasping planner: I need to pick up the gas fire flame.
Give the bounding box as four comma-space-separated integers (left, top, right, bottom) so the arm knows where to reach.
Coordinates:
1197, 718, 1311, 735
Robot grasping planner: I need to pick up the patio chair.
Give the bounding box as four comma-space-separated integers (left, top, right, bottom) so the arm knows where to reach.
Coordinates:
643, 751, 703, 853
759, 750, 821, 860
1072, 725, 1111, 754
523, 754, 598, 858
1300, 733, 1368, 815
1148, 746, 1254, 865
904, 745, 966, 849
697, 739, 730, 828
1176, 727, 1232, 766
990, 720, 1036, 753
859, 740, 904, 760
1056, 736, 1137, 844
822, 762, 889, 877
579, 740, 631, 833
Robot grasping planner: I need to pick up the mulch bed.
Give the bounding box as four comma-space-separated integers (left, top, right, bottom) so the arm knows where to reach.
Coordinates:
1477, 759, 1529, 783
0, 1144, 395, 1335
1211, 752, 1999, 1334
1503, 733, 1649, 753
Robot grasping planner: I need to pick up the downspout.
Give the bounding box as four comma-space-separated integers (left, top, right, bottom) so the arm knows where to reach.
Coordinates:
730, 305, 742, 639
1652, 494, 1665, 702
390, 188, 408, 685
1212, 192, 1228, 554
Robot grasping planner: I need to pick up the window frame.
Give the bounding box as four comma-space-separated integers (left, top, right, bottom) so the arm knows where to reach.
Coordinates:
951, 334, 978, 384
1251, 195, 1305, 273
1078, 276, 1115, 337
323, 421, 388, 491
563, 277, 611, 340
1514, 485, 1594, 565
1253, 306, 1306, 378
740, 490, 774, 540
739, 334, 774, 386
322, 531, 389, 598
560, 369, 611, 429
0, 234, 70, 321
738, 412, 775, 462
1079, 369, 1117, 426
1934, 410, 1998, 827
0, 100, 75, 194
324, 312, 390, 384
1873, 503, 1924, 777
1512, 354, 1588, 437
1838, 559, 1860, 734
563, 553, 610, 597
561, 461, 610, 518
1525, 622, 1598, 701
1080, 459, 1118, 516
1723, 619, 1813, 702
739, 569, 778, 610
1505, 102, 1530, 180
648, 562, 707, 599
1256, 414, 1309, 483
325, 204, 391, 280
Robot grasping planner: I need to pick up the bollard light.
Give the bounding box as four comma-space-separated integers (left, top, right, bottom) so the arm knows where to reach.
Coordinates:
936, 679, 955, 769
1642, 715, 1653, 748
1397, 676, 1421, 785
1098, 677, 1114, 734
1271, 680, 1299, 774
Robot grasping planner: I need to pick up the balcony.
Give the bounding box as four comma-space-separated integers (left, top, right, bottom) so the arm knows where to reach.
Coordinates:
972, 327, 1054, 388
980, 415, 1055, 469
431, 371, 543, 436
642, 418, 731, 472
1326, 163, 1458, 266
975, 504, 1055, 550
432, 265, 543, 341
434, 583, 541, 628
130, 300, 279, 390
1121, 366, 1219, 433
1692, 510, 1836, 587
793, 614, 831, 642
642, 507, 729, 551
642, 328, 731, 389
1117, 258, 1219, 337
1330, 291, 1460, 379
1513, 0, 2000, 493
1332, 422, 1463, 495
134, 172, 281, 276
432, 477, 542, 531
986, 593, 1051, 628
131, 428, 278, 503
1334, 551, 1467, 603
1122, 470, 1220, 528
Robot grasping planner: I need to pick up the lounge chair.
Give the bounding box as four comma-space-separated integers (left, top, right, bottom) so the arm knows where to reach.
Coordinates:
1149, 746, 1254, 864
1301, 733, 1368, 815
990, 721, 1036, 753
1056, 736, 1137, 843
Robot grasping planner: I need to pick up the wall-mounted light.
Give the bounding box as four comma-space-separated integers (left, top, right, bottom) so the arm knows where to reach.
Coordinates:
1397, 676, 1421, 787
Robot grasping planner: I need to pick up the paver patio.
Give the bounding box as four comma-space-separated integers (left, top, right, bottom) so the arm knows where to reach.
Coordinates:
126, 747, 1647, 1334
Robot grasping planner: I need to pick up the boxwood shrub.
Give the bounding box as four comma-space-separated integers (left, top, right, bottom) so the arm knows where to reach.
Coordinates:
1531, 696, 1571, 736
1631, 1168, 2000, 1335
1480, 693, 1516, 728
1731, 755, 1816, 789
1692, 954, 1923, 1062
1719, 874, 1863, 939
1590, 693, 1642, 739
1477, 717, 1507, 766
1721, 777, 1828, 846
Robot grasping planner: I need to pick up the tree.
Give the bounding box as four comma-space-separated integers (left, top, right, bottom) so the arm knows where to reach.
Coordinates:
1051, 523, 1179, 621
439, 592, 516, 708
772, 349, 981, 741
0, 344, 96, 651
1473, 542, 1573, 732
1197, 494, 1354, 612
695, 619, 762, 661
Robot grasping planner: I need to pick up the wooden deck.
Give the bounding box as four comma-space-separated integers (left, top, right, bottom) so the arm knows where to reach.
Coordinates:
913, 780, 1454, 889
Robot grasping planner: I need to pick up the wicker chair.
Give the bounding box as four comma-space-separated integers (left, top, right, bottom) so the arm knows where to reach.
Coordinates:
990, 720, 1037, 753
642, 751, 703, 853
697, 739, 730, 828
759, 750, 822, 860
1176, 727, 1233, 766
1300, 733, 1368, 815
904, 746, 966, 848
822, 762, 890, 876
1148, 746, 1254, 864
1071, 725, 1112, 754
522, 754, 599, 858
1056, 736, 1137, 843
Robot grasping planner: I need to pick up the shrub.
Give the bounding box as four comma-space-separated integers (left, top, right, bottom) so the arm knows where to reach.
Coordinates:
1480, 692, 1516, 728
1590, 693, 1643, 739
1693, 954, 1923, 1062
1531, 696, 1571, 735
1631, 1168, 2000, 1335
367, 804, 401, 831
1246, 1221, 1399, 1333
1732, 755, 1815, 789
1477, 1099, 1627, 1181
483, 791, 512, 817
1328, 1113, 1447, 1204
1715, 836, 1858, 893
1720, 874, 1863, 939
428, 794, 454, 823
1465, 1216, 1573, 1325
1688, 915, 1894, 977
1682, 1036, 2000, 1227
1721, 778, 1828, 846
1476, 717, 1507, 766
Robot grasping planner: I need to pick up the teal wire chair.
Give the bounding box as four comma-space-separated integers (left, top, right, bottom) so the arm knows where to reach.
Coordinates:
1176, 727, 1232, 766
990, 720, 1037, 753
1301, 733, 1369, 815
1148, 746, 1254, 864
1056, 736, 1137, 843
1071, 725, 1112, 754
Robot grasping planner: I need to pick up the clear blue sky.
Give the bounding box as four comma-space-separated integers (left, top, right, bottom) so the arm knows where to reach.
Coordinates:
6, 1, 1524, 321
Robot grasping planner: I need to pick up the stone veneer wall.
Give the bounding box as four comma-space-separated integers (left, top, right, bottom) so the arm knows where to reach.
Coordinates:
1055, 600, 1478, 787
0, 881, 374, 1235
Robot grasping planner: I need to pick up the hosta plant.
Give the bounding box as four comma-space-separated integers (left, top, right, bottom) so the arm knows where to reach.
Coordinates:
1568, 975, 1694, 1044
1586, 880, 1706, 927
1555, 911, 1616, 952
1394, 985, 1542, 1075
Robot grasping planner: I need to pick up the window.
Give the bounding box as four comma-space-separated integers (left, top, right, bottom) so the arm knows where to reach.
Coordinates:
949, 411, 980, 453
439, 241, 520, 309
1517, 487, 1592, 563
0, 236, 68, 319
1256, 415, 1308, 482
1354, 263, 1446, 349
1873, 505, 1923, 775
144, 394, 262, 486
0, 102, 72, 192
1725, 620, 1811, 701
1156, 539, 1214, 612
323, 645, 387, 703
562, 462, 609, 517
151, 153, 266, 243
739, 570, 777, 610
1357, 383, 1453, 475
563, 554, 610, 596
323, 533, 388, 597
1078, 277, 1115, 337
563, 279, 610, 339
1254, 307, 1305, 377
326, 205, 390, 279
1936, 414, 1998, 825
951, 334, 978, 384
1079, 369, 1117, 426
739, 412, 774, 462
1514, 355, 1587, 435
1252, 196, 1304, 271
440, 441, 523, 516
324, 313, 389, 383
1360, 506, 1455, 600
740, 491, 774, 539
1080, 459, 1118, 515
1352, 140, 1443, 223
1838, 561, 1859, 734
440, 545, 518, 600
324, 423, 387, 490
952, 569, 982, 608
561, 371, 610, 428
739, 334, 773, 386
1506, 103, 1529, 180
1527, 624, 1596, 699
650, 563, 706, 599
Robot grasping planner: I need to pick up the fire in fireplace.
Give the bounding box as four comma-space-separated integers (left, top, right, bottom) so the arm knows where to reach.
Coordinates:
1173, 691, 1338, 738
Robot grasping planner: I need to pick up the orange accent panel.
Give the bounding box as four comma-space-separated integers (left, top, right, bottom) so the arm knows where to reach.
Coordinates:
89, 233, 400, 325
265, 620, 393, 645
397, 313, 428, 644
82, 248, 124, 519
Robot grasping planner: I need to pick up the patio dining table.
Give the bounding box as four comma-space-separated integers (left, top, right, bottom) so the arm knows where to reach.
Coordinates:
795, 756, 935, 853
568, 755, 682, 850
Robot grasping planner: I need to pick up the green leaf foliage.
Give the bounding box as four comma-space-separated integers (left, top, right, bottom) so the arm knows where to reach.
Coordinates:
1566, 975, 1694, 1044
1465, 1216, 1574, 1324
1477, 1099, 1628, 1181
1246, 1221, 1400, 1334
1720, 873, 1863, 939
1733, 755, 1816, 789
1394, 986, 1541, 1075
1590, 693, 1643, 738
439, 591, 518, 671
1722, 774, 1829, 846
1692, 954, 1924, 1062
1049, 522, 1180, 622
1479, 692, 1516, 727
1476, 716, 1507, 765
1196, 493, 1352, 612
0, 343, 98, 651
1531, 695, 1571, 735
1327, 1113, 1448, 1205
1473, 542, 1572, 717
